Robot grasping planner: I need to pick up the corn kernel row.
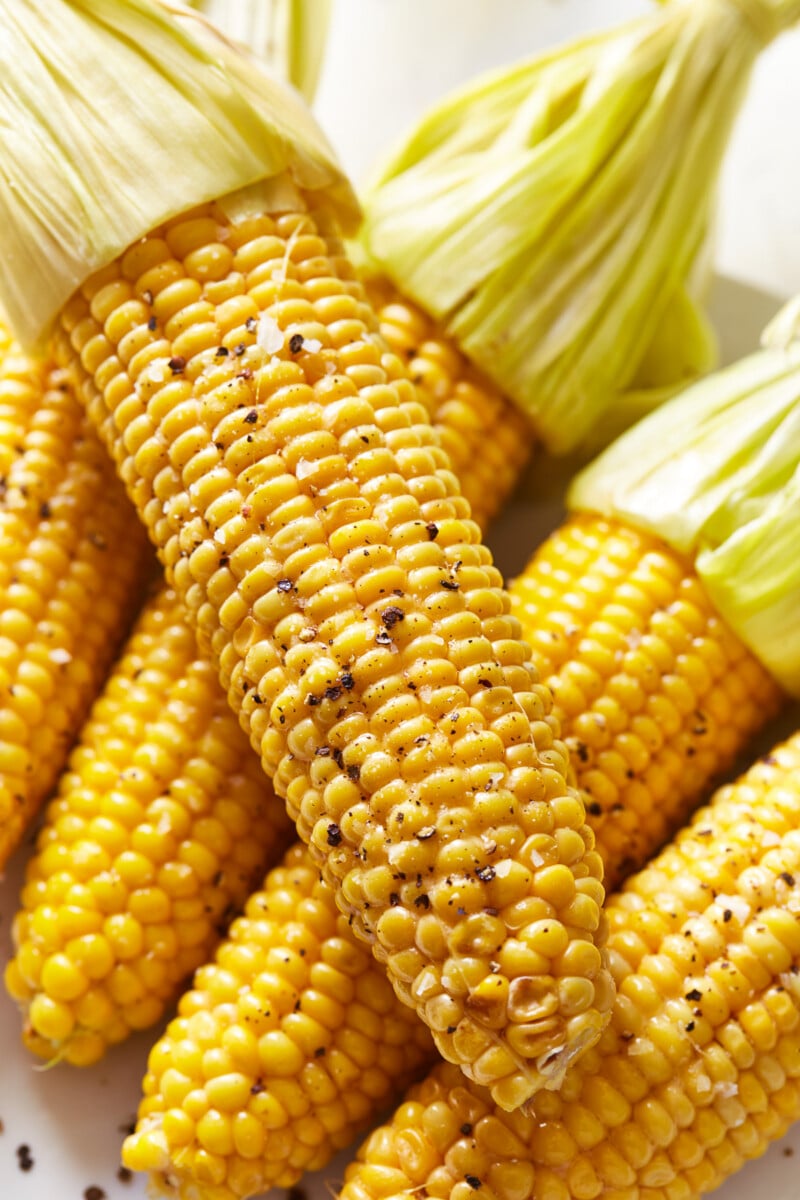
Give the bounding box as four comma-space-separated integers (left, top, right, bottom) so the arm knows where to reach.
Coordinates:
5, 585, 293, 1065
123, 841, 435, 1197
0, 331, 150, 866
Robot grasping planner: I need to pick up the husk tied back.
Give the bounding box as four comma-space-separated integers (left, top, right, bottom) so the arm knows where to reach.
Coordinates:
361, 0, 800, 453
571, 294, 800, 698
0, 0, 357, 349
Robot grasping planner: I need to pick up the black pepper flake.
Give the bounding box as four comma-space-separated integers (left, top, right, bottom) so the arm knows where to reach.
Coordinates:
243, 409, 258, 424
16, 1144, 33, 1172
215, 346, 229, 358
426, 522, 439, 540
446, 1025, 457, 1034
326, 823, 342, 847
465, 1176, 482, 1190
389, 892, 400, 906
477, 678, 492, 688
476, 865, 495, 883
375, 629, 393, 646
277, 578, 294, 593
252, 694, 263, 705
117, 1167, 133, 1184
440, 579, 459, 590
306, 694, 321, 707
314, 1046, 326, 1057
417, 826, 436, 841
39, 501, 51, 520
685, 988, 702, 1001
586, 801, 602, 817
323, 685, 342, 703
460, 1123, 473, 1136
289, 333, 305, 354
234, 342, 247, 357
315, 746, 331, 758
84, 1188, 106, 1200
147, 316, 157, 331
414, 894, 430, 909
251, 1080, 266, 1094
381, 606, 405, 630
347, 763, 361, 782
332, 748, 344, 769
246, 316, 258, 333
340, 672, 355, 691
685, 1022, 695, 1032
168, 356, 186, 374
218, 553, 230, 567
780, 872, 796, 886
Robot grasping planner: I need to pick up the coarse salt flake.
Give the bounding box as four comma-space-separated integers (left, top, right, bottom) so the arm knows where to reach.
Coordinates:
257, 315, 284, 355
49, 648, 72, 665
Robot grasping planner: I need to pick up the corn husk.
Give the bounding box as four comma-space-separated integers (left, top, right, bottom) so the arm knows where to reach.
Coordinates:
361, 0, 800, 454
0, 0, 357, 349
570, 296, 800, 697
192, 0, 331, 100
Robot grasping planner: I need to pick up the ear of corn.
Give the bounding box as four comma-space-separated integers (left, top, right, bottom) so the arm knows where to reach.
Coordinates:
510, 513, 782, 889
570, 325, 800, 696
366, 280, 535, 530
340, 730, 800, 1200
0, 330, 150, 868
54, 199, 613, 1111
4, 583, 293, 1066
121, 840, 435, 1196
360, 0, 800, 452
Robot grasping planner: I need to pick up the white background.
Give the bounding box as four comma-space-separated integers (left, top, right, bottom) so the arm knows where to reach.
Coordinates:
2, 3, 800, 1199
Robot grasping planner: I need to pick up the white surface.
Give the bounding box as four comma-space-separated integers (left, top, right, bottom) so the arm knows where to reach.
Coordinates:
3, 4, 800, 1199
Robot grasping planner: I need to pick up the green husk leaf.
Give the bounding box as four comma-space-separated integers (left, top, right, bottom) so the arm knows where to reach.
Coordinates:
0, 0, 357, 349
192, 0, 332, 101
361, 0, 800, 453
569, 303, 800, 696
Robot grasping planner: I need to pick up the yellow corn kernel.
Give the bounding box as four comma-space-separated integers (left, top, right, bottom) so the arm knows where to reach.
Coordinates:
366, 281, 534, 532
57, 203, 613, 1108
341, 731, 800, 1200
123, 842, 435, 1196
5, 585, 293, 1065
511, 514, 782, 888
0, 332, 150, 866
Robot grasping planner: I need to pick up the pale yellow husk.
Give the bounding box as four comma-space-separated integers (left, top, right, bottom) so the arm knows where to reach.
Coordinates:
193, 0, 332, 100
570, 298, 800, 696
0, 0, 357, 349
361, 0, 800, 454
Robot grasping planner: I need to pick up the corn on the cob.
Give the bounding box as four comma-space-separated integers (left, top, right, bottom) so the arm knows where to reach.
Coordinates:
122, 840, 435, 1196
4, 584, 293, 1066
2, 1, 613, 1109
54, 201, 612, 1110
341, 731, 800, 1200
366, 280, 534, 531
510, 513, 782, 889
0, 332, 150, 867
